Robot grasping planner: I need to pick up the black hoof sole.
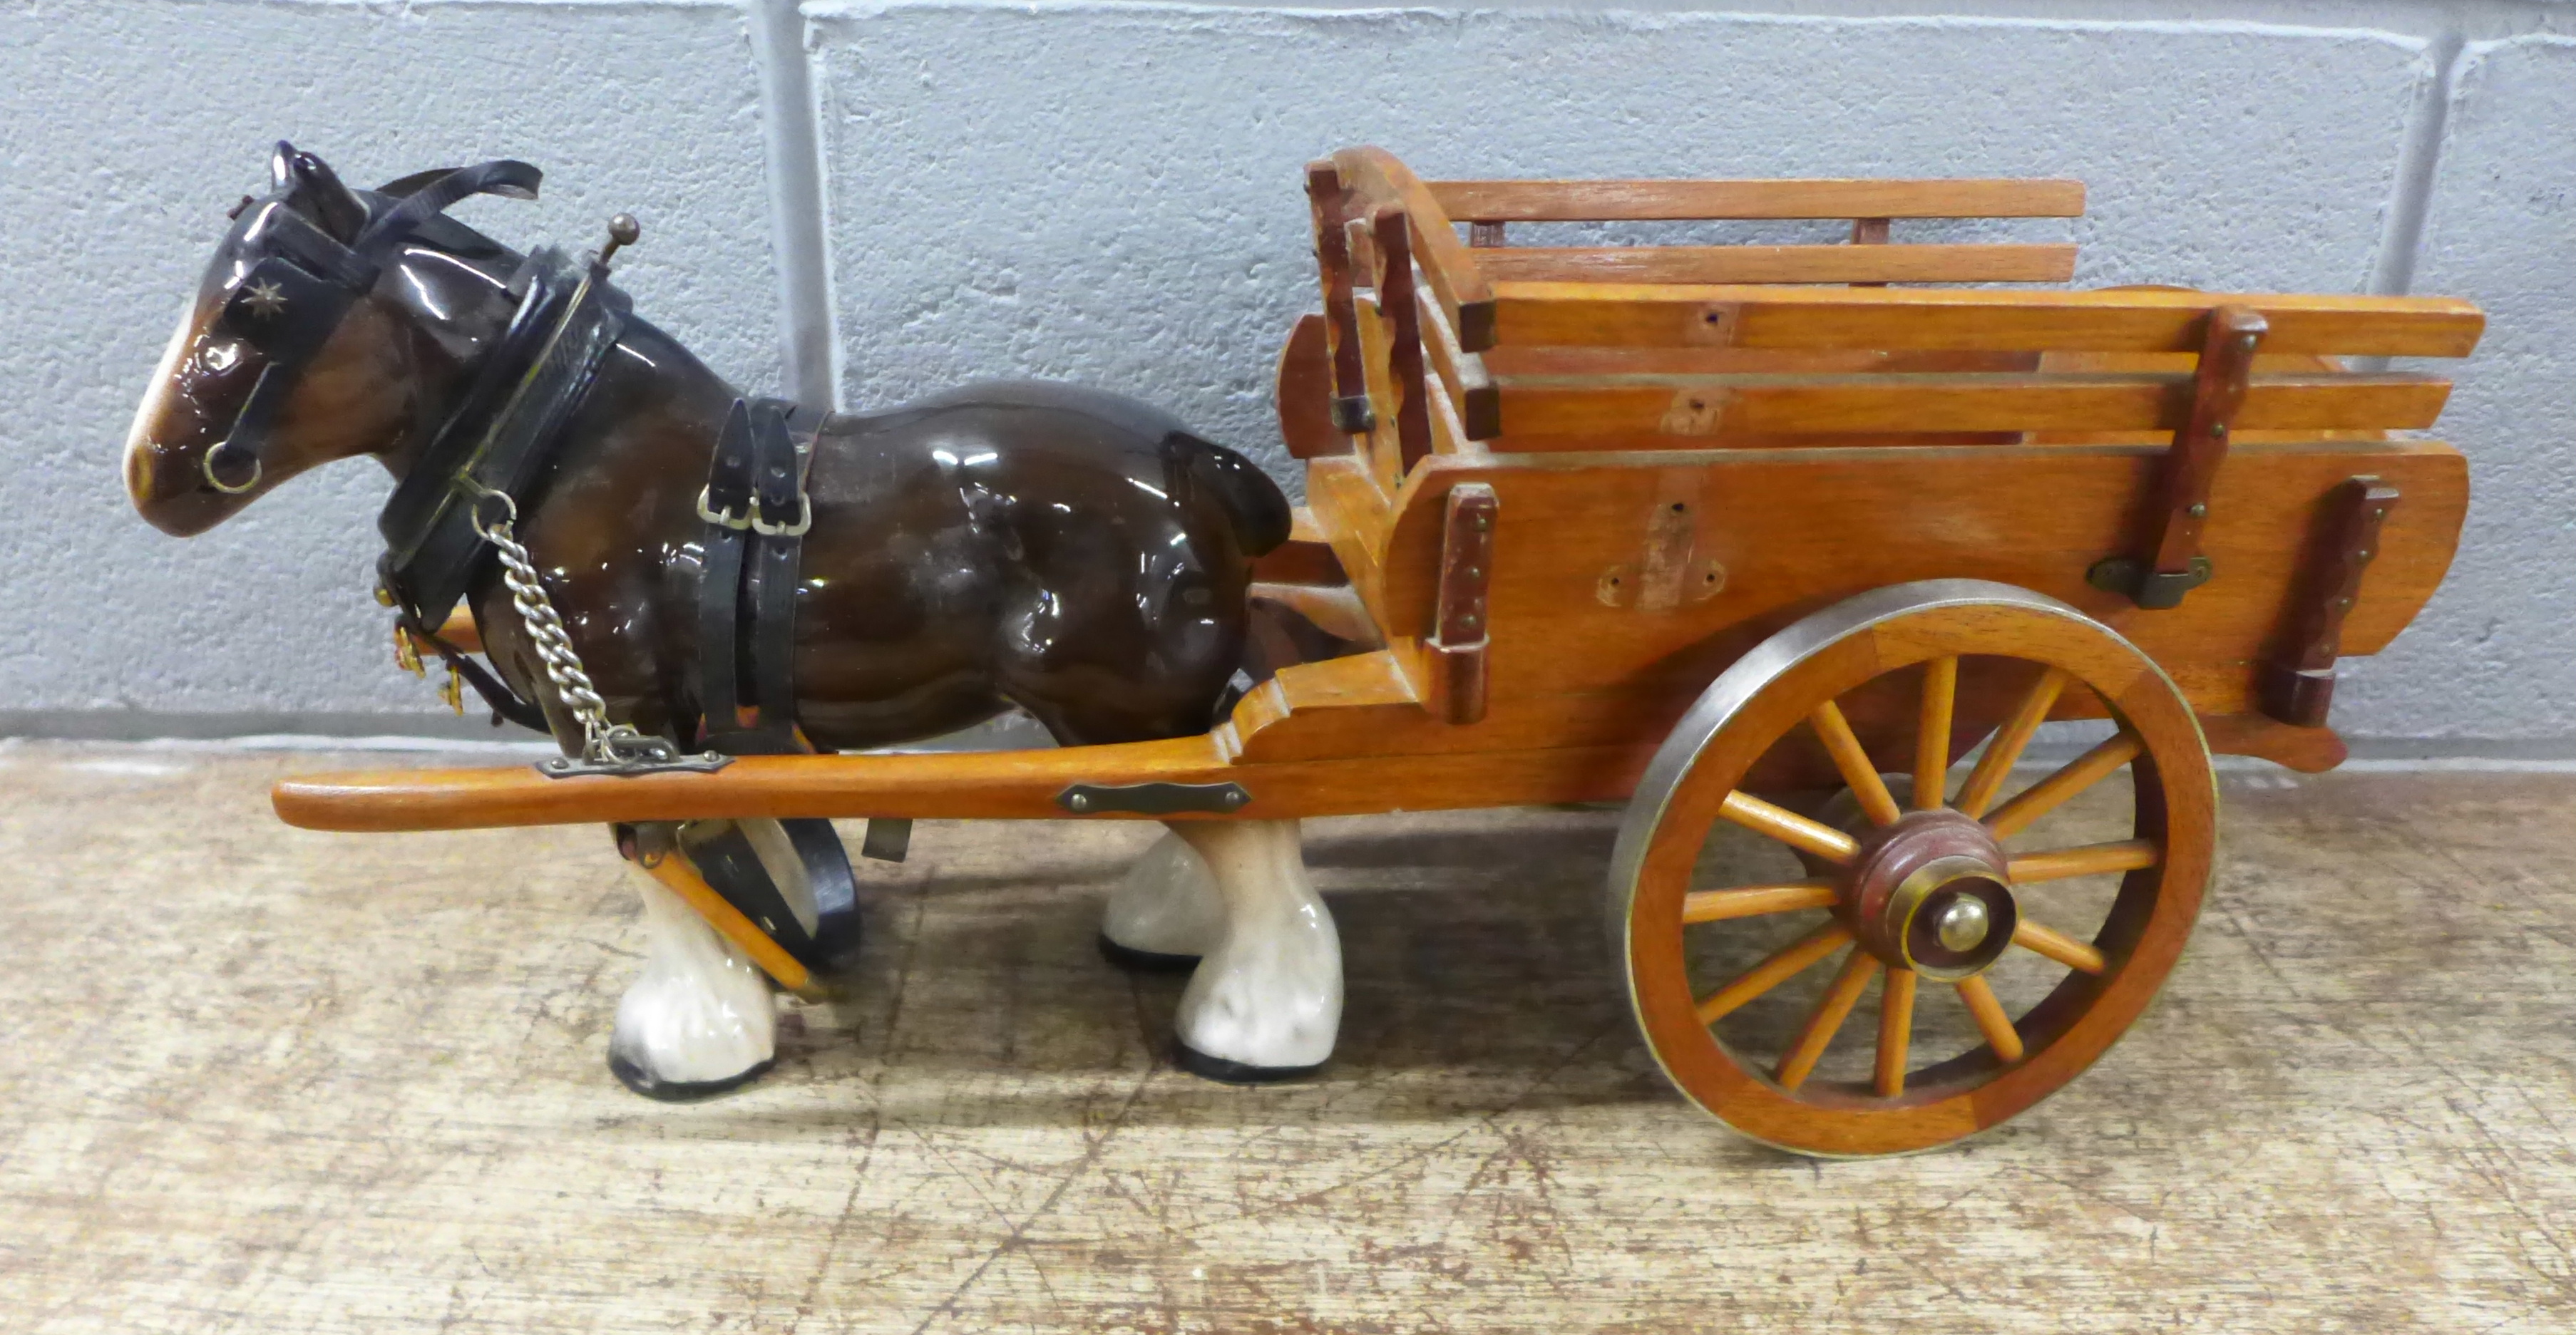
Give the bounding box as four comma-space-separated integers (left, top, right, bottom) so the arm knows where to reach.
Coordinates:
1097, 931, 1202, 974
608, 1050, 776, 1103
1174, 1038, 1325, 1085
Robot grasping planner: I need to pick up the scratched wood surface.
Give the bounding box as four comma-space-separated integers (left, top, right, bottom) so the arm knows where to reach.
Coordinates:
1, 741, 2571, 1333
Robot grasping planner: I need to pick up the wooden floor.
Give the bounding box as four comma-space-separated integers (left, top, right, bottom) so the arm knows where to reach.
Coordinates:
1, 741, 2571, 1332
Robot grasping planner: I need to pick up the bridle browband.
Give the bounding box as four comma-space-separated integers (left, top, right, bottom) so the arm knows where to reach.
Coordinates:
200, 158, 543, 495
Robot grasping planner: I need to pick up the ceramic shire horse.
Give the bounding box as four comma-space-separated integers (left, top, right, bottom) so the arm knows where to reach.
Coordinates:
125, 144, 1345, 1096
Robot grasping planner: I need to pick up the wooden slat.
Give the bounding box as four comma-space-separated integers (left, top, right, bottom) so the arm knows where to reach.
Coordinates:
1473, 244, 2078, 286
1336, 148, 1494, 349
1430, 177, 2086, 222
1487, 283, 2487, 358
1489, 371, 2453, 440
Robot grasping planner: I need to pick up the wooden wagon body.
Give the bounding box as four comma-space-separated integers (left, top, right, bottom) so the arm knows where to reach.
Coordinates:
274, 149, 2480, 1155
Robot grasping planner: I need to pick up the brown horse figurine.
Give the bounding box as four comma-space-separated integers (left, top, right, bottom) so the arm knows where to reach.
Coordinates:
126, 144, 1344, 1098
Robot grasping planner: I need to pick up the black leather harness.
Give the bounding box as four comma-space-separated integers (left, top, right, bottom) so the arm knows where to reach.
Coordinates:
220, 161, 886, 974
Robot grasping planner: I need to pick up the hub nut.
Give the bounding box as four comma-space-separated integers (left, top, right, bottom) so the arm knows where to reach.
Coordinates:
1839, 810, 2020, 982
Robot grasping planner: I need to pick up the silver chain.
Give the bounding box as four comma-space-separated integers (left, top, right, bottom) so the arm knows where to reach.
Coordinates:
466, 488, 667, 766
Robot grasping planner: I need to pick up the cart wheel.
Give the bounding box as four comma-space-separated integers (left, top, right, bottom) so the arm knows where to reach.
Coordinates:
1609, 579, 2214, 1157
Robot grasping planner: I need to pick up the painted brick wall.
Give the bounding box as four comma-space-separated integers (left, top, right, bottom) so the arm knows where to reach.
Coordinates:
2, 0, 2568, 750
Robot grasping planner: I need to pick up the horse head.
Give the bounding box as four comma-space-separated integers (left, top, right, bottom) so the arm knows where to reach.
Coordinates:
124, 143, 538, 535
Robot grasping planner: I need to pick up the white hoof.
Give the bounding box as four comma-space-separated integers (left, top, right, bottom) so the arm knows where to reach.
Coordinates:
1101, 831, 1224, 967
607, 868, 778, 1100
1167, 820, 1341, 1076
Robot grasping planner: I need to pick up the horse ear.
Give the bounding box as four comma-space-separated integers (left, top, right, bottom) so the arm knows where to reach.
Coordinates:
269, 141, 368, 242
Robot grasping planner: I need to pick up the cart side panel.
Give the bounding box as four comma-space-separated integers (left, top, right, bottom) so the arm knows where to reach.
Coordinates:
1370, 438, 2466, 709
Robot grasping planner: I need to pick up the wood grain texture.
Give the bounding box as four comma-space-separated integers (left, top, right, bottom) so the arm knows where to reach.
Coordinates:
1487, 282, 2485, 357
1334, 148, 1493, 349
1471, 243, 2078, 286
1429, 177, 2087, 221
1367, 441, 2468, 715
1486, 370, 2451, 440
9, 745, 2576, 1332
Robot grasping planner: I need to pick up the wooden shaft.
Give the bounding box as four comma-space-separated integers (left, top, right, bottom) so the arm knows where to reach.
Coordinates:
1914, 656, 1958, 809
1373, 205, 1435, 472
1695, 922, 1852, 1024
1984, 731, 2144, 839
1955, 974, 2026, 1062
1955, 668, 2068, 818
1875, 968, 1917, 1097
2006, 838, 2160, 883
1719, 790, 1862, 865
267, 735, 1662, 833
1681, 880, 1839, 924
1810, 700, 1901, 825
1775, 949, 1882, 1091
637, 851, 814, 994
2013, 918, 2108, 975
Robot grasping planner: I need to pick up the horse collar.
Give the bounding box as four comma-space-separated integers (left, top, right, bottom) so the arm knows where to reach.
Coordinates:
375, 244, 631, 631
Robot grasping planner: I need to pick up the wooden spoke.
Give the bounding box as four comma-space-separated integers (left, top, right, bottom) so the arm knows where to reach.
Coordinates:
1914, 656, 1958, 809
1955, 975, 2026, 1062
1984, 731, 2144, 840
1955, 667, 2069, 818
2013, 918, 2108, 974
1875, 968, 1917, 1096
1810, 700, 1901, 825
1775, 949, 1883, 1091
1682, 880, 1839, 924
1695, 922, 1853, 1024
2007, 838, 2160, 883
1719, 790, 1860, 865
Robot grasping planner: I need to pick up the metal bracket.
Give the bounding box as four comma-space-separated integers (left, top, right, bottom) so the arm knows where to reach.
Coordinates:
2087, 555, 2212, 607
1057, 781, 1251, 816
2097, 305, 2265, 609
537, 741, 734, 780
1329, 394, 1377, 433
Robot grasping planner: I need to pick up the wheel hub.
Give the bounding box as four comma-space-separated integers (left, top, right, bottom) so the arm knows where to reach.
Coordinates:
1842, 810, 2017, 981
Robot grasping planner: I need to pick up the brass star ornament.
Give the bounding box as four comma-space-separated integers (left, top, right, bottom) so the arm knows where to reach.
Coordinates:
242, 279, 287, 319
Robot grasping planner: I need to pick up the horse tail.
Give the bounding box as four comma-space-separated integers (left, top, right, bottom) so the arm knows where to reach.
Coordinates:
1164, 431, 1291, 557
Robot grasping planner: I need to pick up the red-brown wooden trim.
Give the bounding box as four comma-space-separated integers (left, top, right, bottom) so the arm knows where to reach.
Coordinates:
1305, 161, 1374, 435
1426, 483, 1498, 724
2259, 477, 2401, 727
1374, 205, 1435, 473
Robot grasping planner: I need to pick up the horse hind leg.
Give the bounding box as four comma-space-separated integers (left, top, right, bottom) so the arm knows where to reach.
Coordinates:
607, 841, 779, 1101
1100, 830, 1225, 970
1161, 819, 1343, 1081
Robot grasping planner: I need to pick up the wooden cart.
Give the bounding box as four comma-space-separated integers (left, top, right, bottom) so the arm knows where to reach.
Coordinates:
275, 148, 2480, 1155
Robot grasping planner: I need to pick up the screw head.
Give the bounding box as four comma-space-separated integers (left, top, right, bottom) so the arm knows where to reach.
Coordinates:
2187, 502, 2208, 520
1935, 896, 1992, 952
1068, 793, 1092, 813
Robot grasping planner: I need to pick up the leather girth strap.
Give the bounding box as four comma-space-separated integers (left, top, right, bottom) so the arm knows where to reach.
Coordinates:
681, 397, 896, 977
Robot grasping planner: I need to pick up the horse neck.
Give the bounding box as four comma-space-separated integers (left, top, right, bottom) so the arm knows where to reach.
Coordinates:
365, 245, 739, 491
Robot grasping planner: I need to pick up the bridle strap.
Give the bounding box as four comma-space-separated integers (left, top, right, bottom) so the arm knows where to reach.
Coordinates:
202, 159, 542, 492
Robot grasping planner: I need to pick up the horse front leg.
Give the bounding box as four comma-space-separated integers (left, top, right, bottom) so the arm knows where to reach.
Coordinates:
607, 835, 779, 1100
1159, 819, 1342, 1081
